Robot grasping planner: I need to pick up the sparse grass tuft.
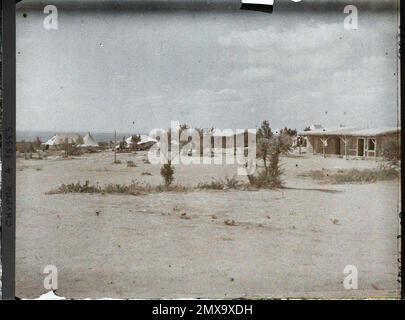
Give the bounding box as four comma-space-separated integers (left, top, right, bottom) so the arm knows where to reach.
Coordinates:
47, 180, 153, 196
197, 176, 244, 190
223, 176, 242, 189
331, 218, 340, 225
197, 179, 225, 190
155, 184, 188, 192
224, 219, 238, 226
127, 161, 136, 167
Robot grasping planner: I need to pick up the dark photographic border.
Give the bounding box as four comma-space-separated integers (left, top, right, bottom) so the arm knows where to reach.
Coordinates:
400, 0, 404, 301
1, 0, 16, 300
0, 0, 403, 300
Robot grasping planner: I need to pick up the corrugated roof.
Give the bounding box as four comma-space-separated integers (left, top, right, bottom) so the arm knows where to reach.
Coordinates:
299, 127, 356, 136
300, 127, 399, 137
349, 127, 400, 136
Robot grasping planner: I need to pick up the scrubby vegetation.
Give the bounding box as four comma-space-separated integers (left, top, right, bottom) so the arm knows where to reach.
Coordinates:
47, 180, 188, 196
197, 176, 244, 190
300, 166, 399, 184
127, 160, 136, 167
382, 138, 400, 165
46, 180, 154, 195
62, 139, 83, 157
16, 137, 43, 153
197, 179, 226, 190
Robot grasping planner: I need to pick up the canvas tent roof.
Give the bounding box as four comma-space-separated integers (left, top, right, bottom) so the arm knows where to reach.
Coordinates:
300, 127, 400, 137
43, 134, 81, 146
80, 132, 98, 147
125, 135, 157, 146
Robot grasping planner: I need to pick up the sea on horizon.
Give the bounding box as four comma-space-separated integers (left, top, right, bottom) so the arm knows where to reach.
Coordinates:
16, 131, 145, 143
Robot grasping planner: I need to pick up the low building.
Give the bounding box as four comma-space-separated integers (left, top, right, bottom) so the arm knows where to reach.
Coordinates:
299, 127, 400, 158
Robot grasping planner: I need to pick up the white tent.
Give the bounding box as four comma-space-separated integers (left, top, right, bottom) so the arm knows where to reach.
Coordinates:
43, 135, 59, 146
125, 135, 157, 145
126, 135, 157, 147
43, 134, 81, 146
81, 132, 99, 147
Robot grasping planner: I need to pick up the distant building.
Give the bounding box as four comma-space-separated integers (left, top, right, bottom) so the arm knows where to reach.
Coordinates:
299, 127, 400, 158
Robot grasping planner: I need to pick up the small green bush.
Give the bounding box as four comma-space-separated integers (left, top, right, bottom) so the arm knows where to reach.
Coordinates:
160, 162, 175, 186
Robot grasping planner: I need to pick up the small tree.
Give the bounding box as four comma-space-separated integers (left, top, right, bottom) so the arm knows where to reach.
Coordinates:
248, 132, 292, 189
267, 134, 292, 187
279, 127, 297, 136
160, 161, 175, 187
257, 138, 271, 169
257, 120, 273, 140
256, 120, 273, 168
382, 138, 400, 165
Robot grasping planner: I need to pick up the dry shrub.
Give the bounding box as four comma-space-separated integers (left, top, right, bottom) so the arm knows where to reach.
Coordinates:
197, 179, 224, 190
224, 219, 238, 226
299, 170, 328, 180
247, 166, 283, 189
332, 167, 398, 183
62, 141, 83, 157
197, 176, 244, 190
127, 161, 136, 167
141, 172, 152, 176
179, 212, 191, 220
301, 166, 398, 184
155, 184, 187, 192
223, 176, 242, 189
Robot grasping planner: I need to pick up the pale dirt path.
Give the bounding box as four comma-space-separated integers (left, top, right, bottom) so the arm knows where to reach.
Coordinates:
16, 152, 400, 299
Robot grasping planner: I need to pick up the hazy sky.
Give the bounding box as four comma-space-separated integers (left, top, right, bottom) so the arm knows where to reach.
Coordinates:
16, 0, 399, 133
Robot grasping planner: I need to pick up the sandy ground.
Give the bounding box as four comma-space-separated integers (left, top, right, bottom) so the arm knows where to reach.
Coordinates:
16, 151, 400, 299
